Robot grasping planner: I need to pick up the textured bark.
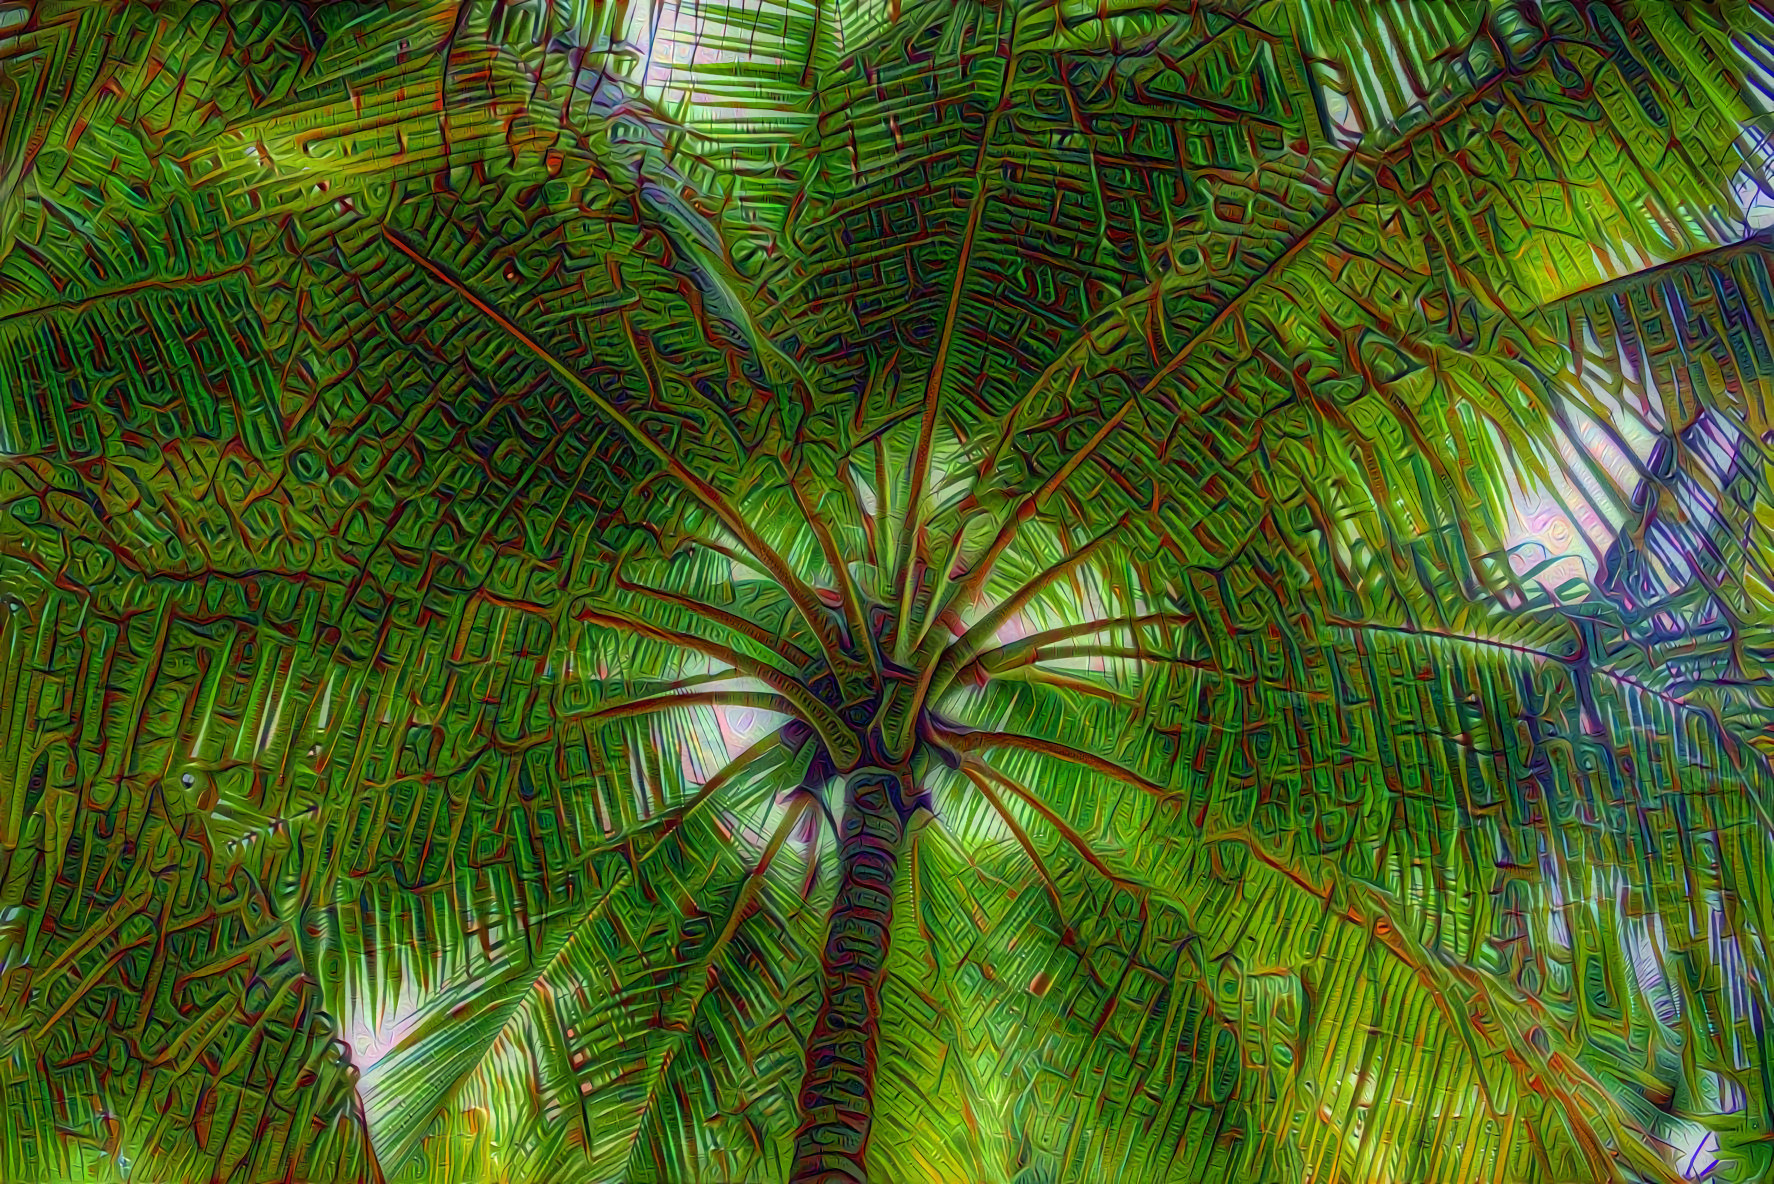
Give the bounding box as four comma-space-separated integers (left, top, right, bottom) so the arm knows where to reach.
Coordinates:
789, 766, 908, 1184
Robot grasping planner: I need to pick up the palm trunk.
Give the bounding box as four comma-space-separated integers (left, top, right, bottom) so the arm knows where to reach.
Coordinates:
790, 766, 908, 1184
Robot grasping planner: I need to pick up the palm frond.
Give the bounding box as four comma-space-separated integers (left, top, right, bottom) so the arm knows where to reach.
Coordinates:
12, 2, 1774, 1182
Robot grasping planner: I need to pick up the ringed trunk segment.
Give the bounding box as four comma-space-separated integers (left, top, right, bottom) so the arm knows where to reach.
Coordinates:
790, 766, 911, 1184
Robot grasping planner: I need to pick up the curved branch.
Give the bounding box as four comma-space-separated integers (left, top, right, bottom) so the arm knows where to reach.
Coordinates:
957, 758, 1133, 890
787, 465, 878, 686
950, 611, 1196, 684
910, 516, 1130, 735
579, 689, 801, 722
920, 402, 1134, 656
959, 764, 1068, 922
925, 719, 1178, 802
616, 566, 817, 670
890, 13, 1029, 665
1132, 57, 1540, 405
1215, 821, 1682, 1184
981, 666, 1142, 708
943, 727, 1674, 1184
576, 603, 857, 766
371, 732, 787, 1176
619, 796, 813, 1180
382, 227, 857, 686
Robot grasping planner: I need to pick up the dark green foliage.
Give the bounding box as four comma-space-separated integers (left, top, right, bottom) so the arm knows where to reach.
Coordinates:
7, 2, 1774, 1182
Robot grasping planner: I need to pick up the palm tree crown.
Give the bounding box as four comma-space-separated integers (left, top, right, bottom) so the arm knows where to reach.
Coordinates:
9, 2, 1774, 1183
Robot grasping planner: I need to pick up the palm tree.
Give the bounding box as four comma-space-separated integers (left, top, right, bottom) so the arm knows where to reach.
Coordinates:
368, 225, 1224, 1181
8, 1, 1774, 1182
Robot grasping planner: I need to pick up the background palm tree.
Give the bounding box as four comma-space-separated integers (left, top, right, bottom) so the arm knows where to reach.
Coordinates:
7, 1, 1774, 1182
